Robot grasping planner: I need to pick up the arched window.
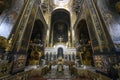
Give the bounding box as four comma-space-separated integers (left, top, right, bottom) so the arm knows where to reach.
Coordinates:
57, 47, 64, 58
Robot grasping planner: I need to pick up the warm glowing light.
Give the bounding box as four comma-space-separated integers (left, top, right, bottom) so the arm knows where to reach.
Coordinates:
54, 0, 70, 7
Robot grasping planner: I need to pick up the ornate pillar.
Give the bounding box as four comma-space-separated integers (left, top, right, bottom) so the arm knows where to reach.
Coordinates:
75, 52, 76, 60
66, 54, 68, 61
67, 54, 70, 61
64, 52, 66, 60
47, 52, 49, 61
70, 52, 73, 61
51, 52, 53, 61
55, 52, 57, 60
45, 52, 47, 60
50, 27, 54, 47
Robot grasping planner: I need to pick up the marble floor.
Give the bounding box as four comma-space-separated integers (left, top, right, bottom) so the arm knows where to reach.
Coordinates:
31, 65, 93, 80
43, 65, 73, 80
43, 65, 91, 80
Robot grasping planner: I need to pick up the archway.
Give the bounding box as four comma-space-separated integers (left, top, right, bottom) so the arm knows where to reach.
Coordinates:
57, 47, 64, 58
50, 9, 71, 45
26, 20, 45, 66
31, 20, 45, 42
75, 19, 94, 66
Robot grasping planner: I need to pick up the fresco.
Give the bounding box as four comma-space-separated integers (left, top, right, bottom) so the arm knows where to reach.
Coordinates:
94, 55, 109, 73
94, 54, 120, 73
0, 0, 26, 39
96, 0, 120, 51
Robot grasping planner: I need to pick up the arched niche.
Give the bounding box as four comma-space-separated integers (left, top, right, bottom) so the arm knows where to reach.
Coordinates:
75, 19, 94, 66
57, 47, 64, 58
26, 19, 45, 66
31, 19, 45, 43
50, 9, 71, 45
75, 19, 90, 46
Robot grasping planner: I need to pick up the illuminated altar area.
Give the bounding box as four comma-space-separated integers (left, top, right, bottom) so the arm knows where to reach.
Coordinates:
0, 0, 120, 80
45, 44, 76, 61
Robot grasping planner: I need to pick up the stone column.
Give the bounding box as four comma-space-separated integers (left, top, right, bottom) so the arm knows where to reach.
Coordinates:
51, 52, 54, 61
45, 52, 46, 60
68, 54, 70, 61
70, 52, 73, 61
66, 54, 68, 61
72, 52, 74, 61
55, 52, 57, 60
74, 52, 76, 60
54, 53, 55, 60
64, 53, 66, 60
48, 52, 50, 61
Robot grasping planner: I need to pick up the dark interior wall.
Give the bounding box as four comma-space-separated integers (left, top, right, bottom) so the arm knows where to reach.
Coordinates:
108, 0, 119, 9
96, 0, 120, 51
76, 20, 89, 42
0, 0, 28, 39
51, 9, 70, 44
31, 20, 44, 41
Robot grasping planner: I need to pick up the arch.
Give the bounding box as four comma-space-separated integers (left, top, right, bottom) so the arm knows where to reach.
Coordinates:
75, 19, 94, 66
75, 19, 90, 44
46, 52, 48, 60
52, 9, 70, 17
50, 9, 71, 45
31, 19, 45, 42
51, 9, 70, 26
57, 47, 64, 58
26, 19, 45, 66
54, 44, 67, 52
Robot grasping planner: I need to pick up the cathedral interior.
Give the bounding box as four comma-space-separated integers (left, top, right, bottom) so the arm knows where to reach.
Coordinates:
0, 0, 120, 80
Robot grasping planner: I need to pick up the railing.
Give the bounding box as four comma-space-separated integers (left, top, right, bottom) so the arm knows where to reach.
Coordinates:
1, 65, 50, 80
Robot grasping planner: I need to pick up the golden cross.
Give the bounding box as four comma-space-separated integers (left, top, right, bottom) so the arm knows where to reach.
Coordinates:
58, 36, 63, 43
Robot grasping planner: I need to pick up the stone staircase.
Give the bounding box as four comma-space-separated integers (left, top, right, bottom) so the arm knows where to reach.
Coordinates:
42, 65, 94, 80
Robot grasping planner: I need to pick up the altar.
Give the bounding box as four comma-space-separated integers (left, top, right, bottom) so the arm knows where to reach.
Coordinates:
57, 57, 64, 72
44, 45, 76, 61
